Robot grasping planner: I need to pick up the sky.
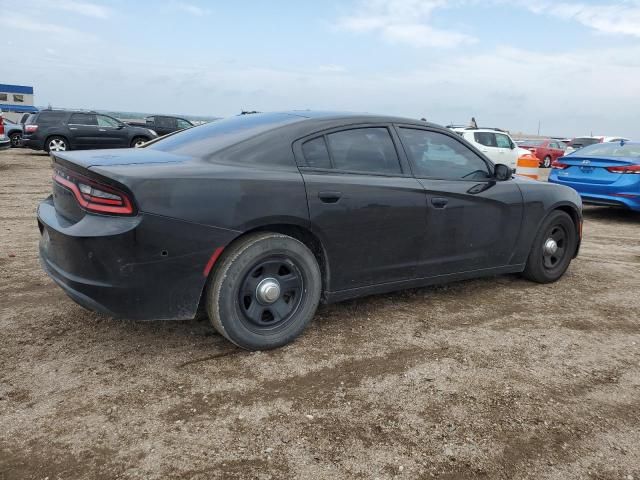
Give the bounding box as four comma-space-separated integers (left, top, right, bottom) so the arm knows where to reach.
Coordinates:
1, 0, 640, 137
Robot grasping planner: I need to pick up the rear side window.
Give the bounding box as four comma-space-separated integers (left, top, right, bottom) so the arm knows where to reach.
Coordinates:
399, 128, 491, 180
474, 132, 497, 147
302, 137, 331, 169
36, 111, 68, 124
69, 113, 97, 125
326, 128, 401, 174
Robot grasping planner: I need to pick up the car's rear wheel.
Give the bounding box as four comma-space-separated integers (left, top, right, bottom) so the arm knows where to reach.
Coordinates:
206, 232, 322, 350
131, 136, 149, 148
9, 132, 22, 148
542, 156, 552, 168
522, 210, 577, 283
46, 136, 69, 153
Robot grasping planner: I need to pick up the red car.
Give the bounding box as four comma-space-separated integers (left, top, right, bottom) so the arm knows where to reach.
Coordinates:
516, 139, 566, 168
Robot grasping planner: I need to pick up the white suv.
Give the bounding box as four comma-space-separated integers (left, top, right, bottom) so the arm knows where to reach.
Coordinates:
450, 127, 522, 170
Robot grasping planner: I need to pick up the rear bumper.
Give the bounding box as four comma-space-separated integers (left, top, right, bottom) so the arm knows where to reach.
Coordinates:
0, 138, 10, 150
37, 196, 238, 320
23, 136, 44, 150
549, 176, 640, 211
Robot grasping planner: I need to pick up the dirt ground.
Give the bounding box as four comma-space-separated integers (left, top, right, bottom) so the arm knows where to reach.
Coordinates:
1, 148, 639, 480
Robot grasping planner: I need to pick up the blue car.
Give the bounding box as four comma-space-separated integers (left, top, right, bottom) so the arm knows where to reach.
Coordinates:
549, 141, 640, 211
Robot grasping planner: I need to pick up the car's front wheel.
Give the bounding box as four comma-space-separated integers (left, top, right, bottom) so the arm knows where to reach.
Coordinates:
522, 210, 577, 283
206, 232, 322, 350
131, 136, 149, 148
46, 136, 69, 153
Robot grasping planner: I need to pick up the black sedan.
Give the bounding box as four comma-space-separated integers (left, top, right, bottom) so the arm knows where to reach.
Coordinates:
38, 112, 582, 350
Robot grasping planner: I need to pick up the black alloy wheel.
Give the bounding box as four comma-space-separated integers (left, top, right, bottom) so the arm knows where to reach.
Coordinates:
206, 232, 322, 350
522, 210, 576, 283
238, 256, 304, 329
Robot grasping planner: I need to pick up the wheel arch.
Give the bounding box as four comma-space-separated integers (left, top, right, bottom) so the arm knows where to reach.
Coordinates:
243, 223, 331, 297
552, 203, 582, 257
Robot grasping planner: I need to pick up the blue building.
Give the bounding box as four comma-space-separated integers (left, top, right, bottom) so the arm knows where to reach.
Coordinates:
0, 84, 38, 122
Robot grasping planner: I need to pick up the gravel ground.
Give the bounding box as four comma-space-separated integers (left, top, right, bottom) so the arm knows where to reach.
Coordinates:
1, 148, 639, 479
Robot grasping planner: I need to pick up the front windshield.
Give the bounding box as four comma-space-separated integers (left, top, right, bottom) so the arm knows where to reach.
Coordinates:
575, 142, 640, 158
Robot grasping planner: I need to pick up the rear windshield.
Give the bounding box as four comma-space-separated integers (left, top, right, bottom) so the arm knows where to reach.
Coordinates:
148, 113, 303, 157
571, 137, 600, 147
517, 139, 544, 146
573, 142, 640, 158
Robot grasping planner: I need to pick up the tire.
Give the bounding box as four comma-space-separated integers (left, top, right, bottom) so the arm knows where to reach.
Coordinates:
522, 210, 577, 284
45, 136, 69, 153
131, 137, 149, 148
9, 132, 21, 148
542, 156, 552, 168
206, 232, 322, 350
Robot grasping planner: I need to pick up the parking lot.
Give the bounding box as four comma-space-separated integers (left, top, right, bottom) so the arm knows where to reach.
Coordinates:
1, 148, 639, 479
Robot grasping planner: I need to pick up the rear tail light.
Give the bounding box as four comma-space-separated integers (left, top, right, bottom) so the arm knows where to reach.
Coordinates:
25, 124, 38, 133
53, 167, 134, 215
606, 165, 640, 174
551, 160, 569, 170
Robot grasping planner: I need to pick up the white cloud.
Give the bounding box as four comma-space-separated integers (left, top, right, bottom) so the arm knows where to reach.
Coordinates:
338, 0, 476, 48
175, 2, 211, 17
0, 12, 89, 38
54, 0, 112, 19
519, 0, 640, 37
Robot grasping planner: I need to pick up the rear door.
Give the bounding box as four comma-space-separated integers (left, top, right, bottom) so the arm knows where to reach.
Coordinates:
154, 116, 177, 136
295, 125, 428, 292
396, 126, 523, 276
472, 131, 501, 164
67, 113, 99, 148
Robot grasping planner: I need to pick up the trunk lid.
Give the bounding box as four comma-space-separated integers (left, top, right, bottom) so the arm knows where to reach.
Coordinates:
52, 148, 189, 169
557, 155, 637, 185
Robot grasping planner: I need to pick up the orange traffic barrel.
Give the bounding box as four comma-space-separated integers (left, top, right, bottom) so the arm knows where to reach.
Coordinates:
516, 153, 539, 180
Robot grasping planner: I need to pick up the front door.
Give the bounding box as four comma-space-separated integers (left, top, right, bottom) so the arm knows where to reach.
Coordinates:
96, 114, 129, 148
396, 126, 523, 277
296, 126, 428, 292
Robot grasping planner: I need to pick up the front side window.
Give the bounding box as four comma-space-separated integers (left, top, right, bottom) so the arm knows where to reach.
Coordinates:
326, 127, 401, 174
495, 133, 513, 149
399, 128, 492, 180
176, 118, 192, 129
474, 132, 497, 147
97, 115, 120, 127
69, 113, 98, 125
302, 137, 331, 169
0, 93, 7, 101
13, 94, 24, 103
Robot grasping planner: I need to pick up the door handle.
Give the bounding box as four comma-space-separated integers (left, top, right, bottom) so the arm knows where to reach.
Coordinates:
69, 127, 78, 130
318, 191, 342, 203
431, 197, 448, 208
99, 129, 106, 132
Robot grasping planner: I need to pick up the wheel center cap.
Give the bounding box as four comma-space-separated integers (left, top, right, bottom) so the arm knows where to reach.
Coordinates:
544, 238, 558, 255
256, 278, 281, 304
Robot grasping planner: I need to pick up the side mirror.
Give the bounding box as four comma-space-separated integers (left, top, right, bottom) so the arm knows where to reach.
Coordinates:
494, 163, 512, 181
116, 124, 125, 130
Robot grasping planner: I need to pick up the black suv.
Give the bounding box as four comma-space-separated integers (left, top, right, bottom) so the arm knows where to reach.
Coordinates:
22, 110, 159, 153
127, 115, 194, 137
